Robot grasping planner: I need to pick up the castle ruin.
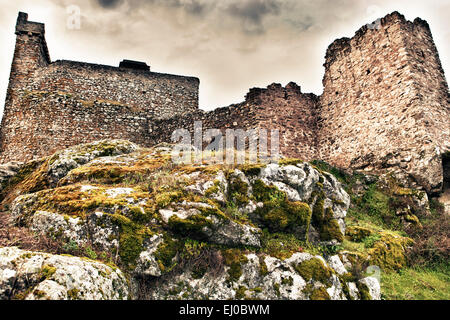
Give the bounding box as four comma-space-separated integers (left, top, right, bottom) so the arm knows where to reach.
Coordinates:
0, 12, 199, 164
0, 11, 448, 194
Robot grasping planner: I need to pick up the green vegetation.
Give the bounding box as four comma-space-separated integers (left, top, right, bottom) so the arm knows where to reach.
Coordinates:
310, 160, 354, 187
168, 214, 213, 239
314, 160, 449, 300
223, 248, 249, 282
39, 264, 57, 280
278, 158, 304, 166
309, 287, 331, 300
235, 286, 248, 299
153, 235, 182, 274
3, 142, 447, 301
228, 176, 250, 206
110, 213, 153, 270
309, 182, 344, 242
252, 179, 311, 235
67, 288, 80, 300
381, 264, 450, 300
293, 258, 333, 283
238, 163, 266, 176
260, 231, 320, 260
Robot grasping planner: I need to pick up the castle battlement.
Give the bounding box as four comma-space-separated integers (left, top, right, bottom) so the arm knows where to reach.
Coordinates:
16, 12, 46, 36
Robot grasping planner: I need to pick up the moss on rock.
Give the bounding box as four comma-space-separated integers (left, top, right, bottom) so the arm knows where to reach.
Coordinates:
153, 235, 182, 274
309, 286, 331, 300
167, 214, 213, 239
223, 249, 249, 282
346, 226, 373, 242
367, 233, 414, 271
228, 176, 250, 206
110, 213, 153, 270
356, 281, 372, 300
310, 185, 344, 242
278, 158, 304, 166
293, 257, 333, 283
252, 180, 311, 235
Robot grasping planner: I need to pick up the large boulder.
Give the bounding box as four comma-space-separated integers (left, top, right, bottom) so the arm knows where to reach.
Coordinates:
136, 252, 380, 300
0, 247, 129, 300
256, 163, 350, 243
47, 139, 138, 185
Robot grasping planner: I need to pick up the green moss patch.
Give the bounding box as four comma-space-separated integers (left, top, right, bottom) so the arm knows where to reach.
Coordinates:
238, 163, 266, 176
39, 264, 57, 280
310, 185, 344, 242
223, 249, 249, 282
356, 281, 372, 300
260, 232, 320, 260
155, 191, 183, 208
153, 235, 183, 274
228, 176, 250, 206
252, 180, 311, 235
110, 213, 153, 270
278, 158, 303, 166
168, 214, 213, 239
293, 258, 333, 283
367, 233, 414, 271
309, 286, 331, 300
342, 227, 413, 272
381, 264, 450, 300
345, 226, 373, 242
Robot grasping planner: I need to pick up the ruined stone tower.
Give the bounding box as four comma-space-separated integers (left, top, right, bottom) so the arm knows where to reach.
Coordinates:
318, 12, 449, 193
0, 11, 448, 194
0, 12, 199, 163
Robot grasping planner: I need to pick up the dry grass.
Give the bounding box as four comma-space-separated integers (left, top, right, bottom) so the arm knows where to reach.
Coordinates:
406, 208, 450, 267
0, 211, 62, 254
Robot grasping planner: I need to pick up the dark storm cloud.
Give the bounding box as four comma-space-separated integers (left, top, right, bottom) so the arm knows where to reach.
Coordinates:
97, 0, 124, 9
226, 0, 281, 34
94, 0, 283, 32
226, 0, 280, 24
111, 0, 212, 16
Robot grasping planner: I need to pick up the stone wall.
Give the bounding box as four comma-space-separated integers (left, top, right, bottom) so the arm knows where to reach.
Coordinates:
149, 82, 319, 161
0, 90, 150, 162
27, 60, 199, 119
318, 12, 449, 193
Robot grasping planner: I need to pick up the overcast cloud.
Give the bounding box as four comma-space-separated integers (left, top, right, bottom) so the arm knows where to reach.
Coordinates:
0, 0, 448, 117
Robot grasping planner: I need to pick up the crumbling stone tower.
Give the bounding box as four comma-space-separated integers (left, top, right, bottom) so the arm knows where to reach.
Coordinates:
318, 12, 449, 194
0, 12, 199, 163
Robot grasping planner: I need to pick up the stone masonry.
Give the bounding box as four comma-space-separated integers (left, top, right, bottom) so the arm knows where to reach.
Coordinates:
148, 82, 319, 161
0, 11, 448, 194
0, 12, 198, 163
318, 12, 449, 193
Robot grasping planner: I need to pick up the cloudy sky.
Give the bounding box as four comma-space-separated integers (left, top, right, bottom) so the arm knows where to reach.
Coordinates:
0, 0, 448, 116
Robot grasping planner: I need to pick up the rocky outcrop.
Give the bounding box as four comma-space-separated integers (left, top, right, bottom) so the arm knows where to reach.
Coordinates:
0, 247, 129, 300
0, 161, 23, 192
139, 252, 379, 300
46, 139, 138, 185
1, 140, 385, 300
